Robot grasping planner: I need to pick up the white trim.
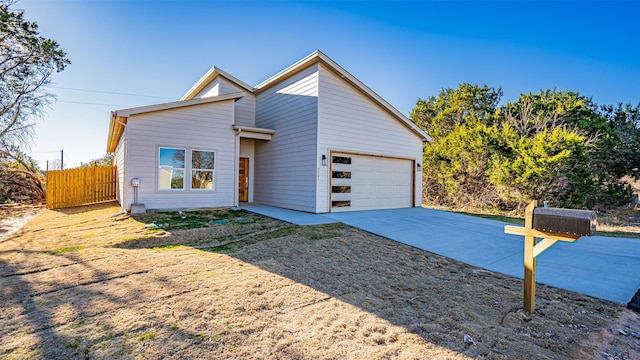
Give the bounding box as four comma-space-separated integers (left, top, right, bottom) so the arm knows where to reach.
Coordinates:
232, 125, 275, 140
115, 92, 245, 118
157, 146, 187, 191
255, 51, 321, 90
190, 148, 216, 191
255, 50, 431, 142
156, 146, 218, 192
234, 128, 241, 207
181, 67, 254, 101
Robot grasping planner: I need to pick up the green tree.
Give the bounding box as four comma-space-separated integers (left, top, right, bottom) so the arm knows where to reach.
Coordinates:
412, 85, 635, 211
599, 102, 640, 179
0, 1, 70, 146
411, 83, 502, 139
80, 153, 114, 168
422, 119, 506, 208
413, 83, 504, 208
530, 91, 633, 207
489, 125, 587, 208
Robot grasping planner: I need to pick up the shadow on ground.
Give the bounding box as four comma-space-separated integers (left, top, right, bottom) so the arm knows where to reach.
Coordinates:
1, 202, 634, 359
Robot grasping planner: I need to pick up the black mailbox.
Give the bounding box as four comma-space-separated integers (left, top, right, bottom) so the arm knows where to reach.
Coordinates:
532, 207, 597, 237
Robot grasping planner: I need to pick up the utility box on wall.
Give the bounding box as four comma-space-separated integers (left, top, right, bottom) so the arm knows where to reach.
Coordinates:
129, 177, 146, 214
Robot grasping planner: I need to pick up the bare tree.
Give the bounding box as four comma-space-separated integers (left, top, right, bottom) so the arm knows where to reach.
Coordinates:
0, 1, 69, 201
0, 144, 45, 200
0, 1, 69, 147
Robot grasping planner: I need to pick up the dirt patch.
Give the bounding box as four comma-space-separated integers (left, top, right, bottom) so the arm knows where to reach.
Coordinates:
598, 206, 640, 234
1, 202, 639, 359
0, 203, 44, 242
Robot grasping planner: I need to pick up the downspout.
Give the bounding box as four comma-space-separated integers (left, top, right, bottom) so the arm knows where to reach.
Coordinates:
233, 127, 242, 208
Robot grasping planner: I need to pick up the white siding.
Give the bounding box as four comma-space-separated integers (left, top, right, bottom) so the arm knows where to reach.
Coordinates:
197, 78, 221, 98
114, 132, 126, 208
317, 64, 423, 213
195, 76, 256, 127
122, 100, 237, 210
254, 65, 319, 212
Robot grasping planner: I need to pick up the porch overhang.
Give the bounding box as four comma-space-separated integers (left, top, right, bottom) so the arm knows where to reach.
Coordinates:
233, 125, 275, 140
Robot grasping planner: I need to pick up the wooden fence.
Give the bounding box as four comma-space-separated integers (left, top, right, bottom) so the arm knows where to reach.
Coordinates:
46, 166, 117, 209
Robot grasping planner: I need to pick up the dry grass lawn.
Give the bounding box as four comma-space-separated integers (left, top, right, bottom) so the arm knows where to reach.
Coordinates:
1, 202, 639, 359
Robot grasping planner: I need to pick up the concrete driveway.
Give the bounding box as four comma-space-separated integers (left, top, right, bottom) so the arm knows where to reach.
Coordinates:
246, 205, 640, 305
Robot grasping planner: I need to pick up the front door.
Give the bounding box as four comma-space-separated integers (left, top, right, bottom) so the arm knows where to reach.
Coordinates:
238, 157, 249, 202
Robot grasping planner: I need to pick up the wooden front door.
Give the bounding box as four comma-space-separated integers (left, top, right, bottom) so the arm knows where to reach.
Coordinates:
238, 157, 249, 202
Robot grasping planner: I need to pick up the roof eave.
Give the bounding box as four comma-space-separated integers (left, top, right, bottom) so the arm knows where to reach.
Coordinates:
254, 50, 321, 92
106, 92, 245, 153
106, 113, 127, 153
315, 52, 432, 142
117, 91, 245, 118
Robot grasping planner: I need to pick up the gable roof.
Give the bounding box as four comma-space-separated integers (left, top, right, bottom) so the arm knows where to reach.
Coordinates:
181, 66, 254, 101
107, 92, 245, 153
109, 51, 431, 153
181, 51, 431, 142
255, 50, 431, 142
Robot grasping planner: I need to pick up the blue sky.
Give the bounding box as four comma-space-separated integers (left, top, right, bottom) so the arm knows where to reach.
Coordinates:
16, 0, 640, 169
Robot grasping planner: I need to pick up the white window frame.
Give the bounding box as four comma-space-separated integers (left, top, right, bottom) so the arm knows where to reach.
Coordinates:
158, 147, 186, 191
156, 146, 217, 192
190, 148, 216, 191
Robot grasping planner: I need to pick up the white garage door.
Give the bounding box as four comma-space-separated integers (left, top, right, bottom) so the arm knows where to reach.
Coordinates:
330, 152, 413, 212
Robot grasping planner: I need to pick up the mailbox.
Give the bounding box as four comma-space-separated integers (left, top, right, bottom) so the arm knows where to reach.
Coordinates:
532, 207, 597, 237
505, 200, 597, 314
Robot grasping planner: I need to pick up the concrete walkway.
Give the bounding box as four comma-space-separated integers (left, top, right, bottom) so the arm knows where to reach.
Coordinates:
245, 205, 640, 304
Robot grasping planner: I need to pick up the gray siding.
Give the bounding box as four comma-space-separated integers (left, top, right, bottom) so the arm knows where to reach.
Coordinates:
122, 100, 236, 210
317, 64, 423, 212
234, 93, 256, 127
254, 65, 319, 212
218, 77, 241, 94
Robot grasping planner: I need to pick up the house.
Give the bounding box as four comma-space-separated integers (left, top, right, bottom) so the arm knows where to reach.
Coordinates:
106, 50, 431, 213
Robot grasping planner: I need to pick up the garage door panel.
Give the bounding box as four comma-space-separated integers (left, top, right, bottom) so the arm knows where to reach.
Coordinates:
394, 185, 410, 193
331, 193, 351, 201
331, 179, 351, 186
331, 152, 413, 212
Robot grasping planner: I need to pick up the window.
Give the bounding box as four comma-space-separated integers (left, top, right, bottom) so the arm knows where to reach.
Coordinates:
332, 171, 351, 179
332, 200, 351, 208
158, 147, 216, 191
332, 156, 351, 164
332, 186, 351, 193
191, 150, 215, 190
158, 147, 185, 190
